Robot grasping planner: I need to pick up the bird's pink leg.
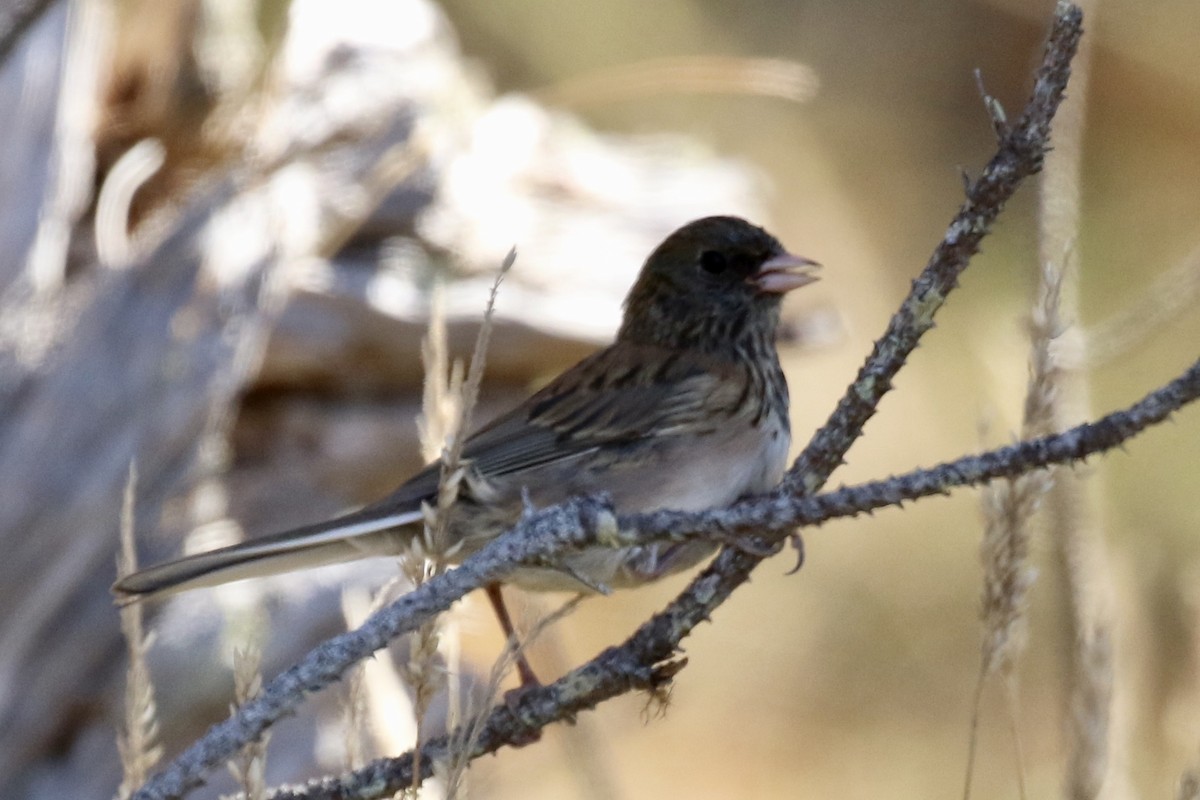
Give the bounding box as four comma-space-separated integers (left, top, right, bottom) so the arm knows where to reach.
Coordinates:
485, 583, 541, 688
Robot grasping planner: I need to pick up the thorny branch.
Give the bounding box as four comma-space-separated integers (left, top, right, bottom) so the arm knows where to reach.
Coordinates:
127, 5, 1165, 799
267, 355, 1199, 800
136, 348, 1200, 800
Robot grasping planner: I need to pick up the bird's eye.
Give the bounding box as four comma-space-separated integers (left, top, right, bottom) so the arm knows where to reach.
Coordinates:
699, 250, 727, 274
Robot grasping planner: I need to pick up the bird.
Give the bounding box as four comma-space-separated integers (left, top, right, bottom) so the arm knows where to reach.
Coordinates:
113, 215, 819, 682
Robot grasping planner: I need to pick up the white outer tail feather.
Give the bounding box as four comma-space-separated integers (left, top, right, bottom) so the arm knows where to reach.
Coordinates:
114, 508, 425, 600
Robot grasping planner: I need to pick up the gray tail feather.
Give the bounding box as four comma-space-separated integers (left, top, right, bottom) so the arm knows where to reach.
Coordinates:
112, 507, 424, 602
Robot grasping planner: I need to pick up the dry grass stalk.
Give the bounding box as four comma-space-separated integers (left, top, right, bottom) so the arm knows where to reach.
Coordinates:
526, 595, 622, 800
339, 587, 428, 781
967, 9, 1100, 790
966, 257, 1065, 800
1033, 4, 1124, 796
431, 253, 515, 796
401, 284, 456, 797
339, 582, 404, 774
415, 293, 468, 738
115, 463, 163, 799
439, 248, 516, 485
966, 4, 1121, 797
399, 251, 515, 794
985, 256, 1069, 662
398, 559, 447, 799
226, 625, 270, 800
341, 637, 369, 771
1081, 240, 1200, 368
534, 56, 818, 109
418, 286, 460, 467
444, 596, 583, 800
1063, 613, 1113, 800
335, 286, 464, 794
1178, 766, 1200, 800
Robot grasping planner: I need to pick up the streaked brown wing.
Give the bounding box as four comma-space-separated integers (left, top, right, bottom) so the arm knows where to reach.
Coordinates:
368, 341, 749, 512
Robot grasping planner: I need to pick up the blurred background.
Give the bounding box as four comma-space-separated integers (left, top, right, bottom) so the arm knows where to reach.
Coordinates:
0, 0, 1198, 798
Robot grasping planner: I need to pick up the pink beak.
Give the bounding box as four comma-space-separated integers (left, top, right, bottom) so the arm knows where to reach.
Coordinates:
754, 252, 821, 294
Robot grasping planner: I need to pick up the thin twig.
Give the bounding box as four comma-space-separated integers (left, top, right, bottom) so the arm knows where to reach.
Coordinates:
448, 248, 516, 470
974, 68, 1010, 140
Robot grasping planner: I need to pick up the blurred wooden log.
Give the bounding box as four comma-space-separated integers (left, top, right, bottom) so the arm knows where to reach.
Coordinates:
0, 1, 58, 289
0, 171, 278, 789
0, 0, 70, 294
0, 0, 60, 67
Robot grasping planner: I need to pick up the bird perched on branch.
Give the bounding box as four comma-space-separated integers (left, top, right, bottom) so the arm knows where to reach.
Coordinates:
114, 215, 819, 682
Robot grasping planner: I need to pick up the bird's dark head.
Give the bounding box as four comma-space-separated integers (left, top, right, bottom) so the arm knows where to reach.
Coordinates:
618, 216, 819, 355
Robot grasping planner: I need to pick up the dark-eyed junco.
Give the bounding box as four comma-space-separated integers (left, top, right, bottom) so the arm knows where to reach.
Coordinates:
114, 216, 819, 673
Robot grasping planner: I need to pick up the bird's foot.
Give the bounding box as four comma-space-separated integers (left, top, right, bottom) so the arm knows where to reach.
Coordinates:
784, 531, 806, 575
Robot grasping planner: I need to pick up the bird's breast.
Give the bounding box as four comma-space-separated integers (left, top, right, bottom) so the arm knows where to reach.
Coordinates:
500, 412, 791, 593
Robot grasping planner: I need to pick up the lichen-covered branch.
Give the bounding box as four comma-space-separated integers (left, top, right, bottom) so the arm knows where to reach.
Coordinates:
132, 348, 1199, 800
265, 356, 1199, 800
